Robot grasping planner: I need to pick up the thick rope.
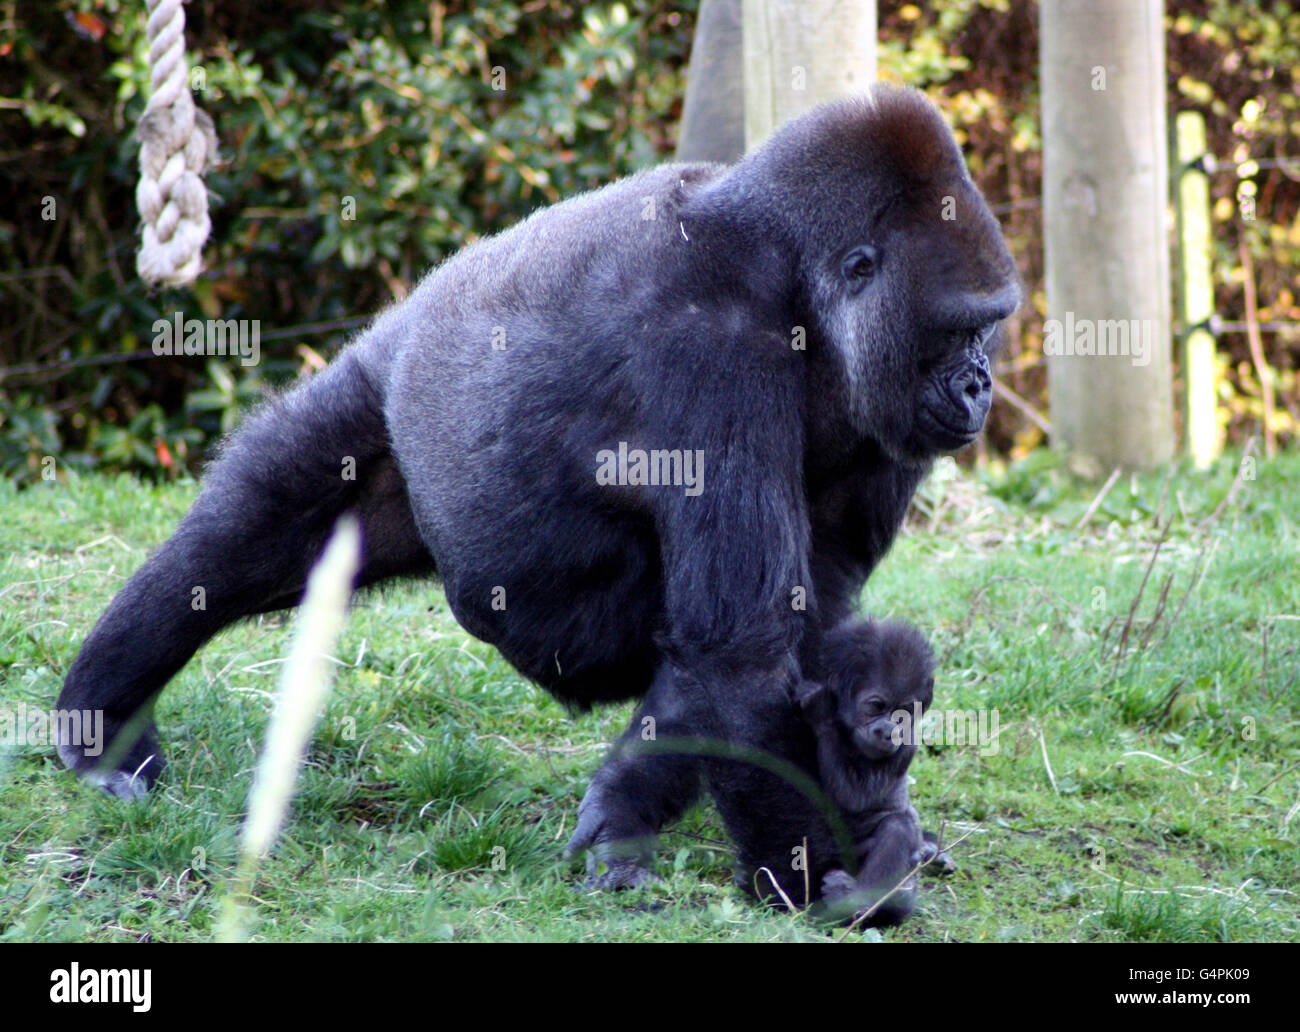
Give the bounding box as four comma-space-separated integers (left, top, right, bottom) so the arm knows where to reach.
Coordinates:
136, 0, 217, 287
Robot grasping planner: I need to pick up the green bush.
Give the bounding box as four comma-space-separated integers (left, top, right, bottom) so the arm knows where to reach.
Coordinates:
1, 0, 694, 480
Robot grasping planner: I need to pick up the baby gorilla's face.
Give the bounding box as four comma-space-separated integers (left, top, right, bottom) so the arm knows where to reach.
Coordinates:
826, 620, 936, 761
845, 670, 933, 759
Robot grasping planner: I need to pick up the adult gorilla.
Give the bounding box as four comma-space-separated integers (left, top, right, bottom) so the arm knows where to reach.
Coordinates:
57, 85, 1018, 900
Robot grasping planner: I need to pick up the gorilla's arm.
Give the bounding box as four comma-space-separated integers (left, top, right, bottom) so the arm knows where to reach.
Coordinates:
566, 666, 706, 890
567, 327, 841, 898
806, 450, 928, 635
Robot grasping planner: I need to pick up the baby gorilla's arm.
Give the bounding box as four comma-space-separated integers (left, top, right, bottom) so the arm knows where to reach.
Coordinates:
820, 807, 927, 927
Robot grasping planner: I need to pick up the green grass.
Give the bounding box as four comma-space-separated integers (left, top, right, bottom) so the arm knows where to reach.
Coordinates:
1, 448, 1297, 942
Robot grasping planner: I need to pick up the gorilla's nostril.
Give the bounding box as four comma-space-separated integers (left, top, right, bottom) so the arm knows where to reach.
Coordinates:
964, 378, 982, 400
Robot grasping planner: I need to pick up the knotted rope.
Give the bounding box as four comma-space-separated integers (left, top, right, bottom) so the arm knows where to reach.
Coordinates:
135, 0, 217, 287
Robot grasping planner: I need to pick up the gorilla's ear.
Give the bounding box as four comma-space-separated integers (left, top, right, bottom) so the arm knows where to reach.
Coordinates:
793, 680, 835, 723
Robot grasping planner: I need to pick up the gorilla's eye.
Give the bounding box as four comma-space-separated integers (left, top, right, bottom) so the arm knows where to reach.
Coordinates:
841, 245, 879, 285
859, 696, 887, 717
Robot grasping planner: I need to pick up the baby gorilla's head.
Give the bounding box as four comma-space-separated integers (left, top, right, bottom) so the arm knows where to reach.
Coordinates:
822, 619, 935, 762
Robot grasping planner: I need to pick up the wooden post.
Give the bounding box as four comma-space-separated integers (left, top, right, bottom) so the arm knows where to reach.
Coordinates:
742, 0, 877, 150
1175, 111, 1220, 469
677, 0, 745, 164
1040, 0, 1174, 471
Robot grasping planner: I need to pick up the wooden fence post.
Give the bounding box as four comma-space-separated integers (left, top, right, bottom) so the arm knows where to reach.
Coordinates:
1175, 110, 1220, 469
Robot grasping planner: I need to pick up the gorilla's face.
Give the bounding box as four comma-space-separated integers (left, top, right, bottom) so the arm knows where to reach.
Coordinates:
818, 176, 1019, 465
841, 662, 934, 761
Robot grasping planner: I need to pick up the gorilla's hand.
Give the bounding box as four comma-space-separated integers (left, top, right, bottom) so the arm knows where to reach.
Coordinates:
909, 836, 939, 870
818, 866, 920, 927
920, 829, 958, 875
565, 780, 660, 891
57, 712, 164, 800
821, 868, 859, 898
901, 809, 957, 874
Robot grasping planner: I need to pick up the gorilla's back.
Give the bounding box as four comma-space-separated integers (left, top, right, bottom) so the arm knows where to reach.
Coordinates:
356, 161, 727, 402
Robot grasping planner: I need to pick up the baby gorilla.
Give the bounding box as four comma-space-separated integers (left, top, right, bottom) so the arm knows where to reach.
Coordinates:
795, 618, 948, 926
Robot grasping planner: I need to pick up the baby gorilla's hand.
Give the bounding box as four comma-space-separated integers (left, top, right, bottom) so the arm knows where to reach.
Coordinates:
792, 679, 836, 724
917, 829, 958, 875
818, 864, 919, 928
821, 868, 859, 899
910, 837, 938, 869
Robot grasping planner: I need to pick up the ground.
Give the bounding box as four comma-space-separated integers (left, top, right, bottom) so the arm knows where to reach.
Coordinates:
0, 448, 1296, 942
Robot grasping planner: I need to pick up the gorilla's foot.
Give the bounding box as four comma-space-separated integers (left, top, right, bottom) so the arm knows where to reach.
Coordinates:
57, 716, 164, 800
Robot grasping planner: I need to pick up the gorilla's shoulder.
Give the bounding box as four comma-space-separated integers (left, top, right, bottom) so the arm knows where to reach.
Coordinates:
400, 162, 729, 303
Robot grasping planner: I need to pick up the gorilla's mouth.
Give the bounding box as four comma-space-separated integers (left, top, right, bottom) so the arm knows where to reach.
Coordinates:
853, 728, 900, 759
936, 418, 979, 444
921, 408, 981, 450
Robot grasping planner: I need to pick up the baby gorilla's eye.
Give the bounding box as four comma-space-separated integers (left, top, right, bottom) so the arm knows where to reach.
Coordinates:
858, 696, 888, 718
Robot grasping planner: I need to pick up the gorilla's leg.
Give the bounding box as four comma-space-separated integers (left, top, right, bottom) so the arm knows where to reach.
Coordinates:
56, 352, 433, 797
566, 664, 704, 889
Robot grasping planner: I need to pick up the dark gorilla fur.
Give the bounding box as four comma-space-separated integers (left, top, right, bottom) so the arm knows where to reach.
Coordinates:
795, 618, 939, 926
57, 85, 1018, 904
